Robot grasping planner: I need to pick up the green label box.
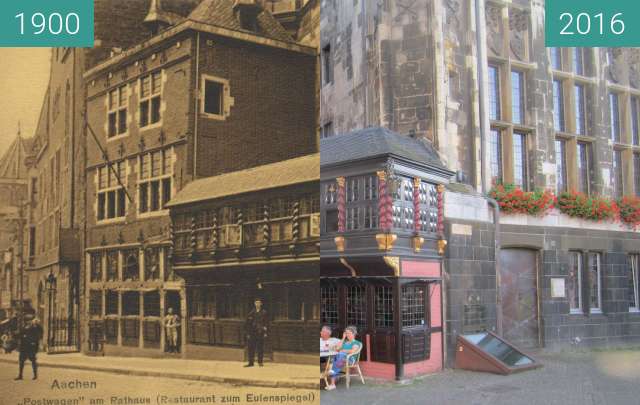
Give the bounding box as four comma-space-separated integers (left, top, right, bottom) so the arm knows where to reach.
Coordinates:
546, 0, 640, 47
0, 0, 93, 47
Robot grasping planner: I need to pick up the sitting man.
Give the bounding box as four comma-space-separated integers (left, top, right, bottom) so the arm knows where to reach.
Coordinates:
320, 325, 340, 369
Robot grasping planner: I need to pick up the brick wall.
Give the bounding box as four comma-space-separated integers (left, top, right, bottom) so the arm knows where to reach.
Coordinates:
195, 33, 317, 177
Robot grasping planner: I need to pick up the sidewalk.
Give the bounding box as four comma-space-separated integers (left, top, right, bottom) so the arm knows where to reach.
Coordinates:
0, 352, 319, 389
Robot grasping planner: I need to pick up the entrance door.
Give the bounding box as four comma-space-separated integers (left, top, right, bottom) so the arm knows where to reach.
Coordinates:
500, 249, 539, 348
165, 291, 182, 353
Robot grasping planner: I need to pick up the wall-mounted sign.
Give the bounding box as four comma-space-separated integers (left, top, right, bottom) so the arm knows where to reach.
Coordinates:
551, 278, 566, 298
451, 223, 472, 236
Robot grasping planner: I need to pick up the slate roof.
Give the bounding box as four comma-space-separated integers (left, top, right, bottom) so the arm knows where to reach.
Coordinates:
188, 0, 293, 42
0, 135, 33, 180
167, 153, 319, 207
320, 127, 448, 169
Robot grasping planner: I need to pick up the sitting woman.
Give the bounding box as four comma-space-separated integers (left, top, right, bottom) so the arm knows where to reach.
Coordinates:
325, 326, 361, 391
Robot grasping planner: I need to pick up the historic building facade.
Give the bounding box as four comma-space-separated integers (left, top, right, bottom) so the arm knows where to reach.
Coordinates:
320, 0, 640, 377
168, 154, 319, 363
82, 0, 317, 358
0, 135, 32, 321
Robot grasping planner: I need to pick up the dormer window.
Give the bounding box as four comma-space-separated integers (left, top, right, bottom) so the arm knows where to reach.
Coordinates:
234, 0, 261, 32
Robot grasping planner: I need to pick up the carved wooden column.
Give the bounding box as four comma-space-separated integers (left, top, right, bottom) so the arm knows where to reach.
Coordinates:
334, 177, 346, 252
412, 177, 424, 252
375, 171, 396, 251
261, 203, 270, 255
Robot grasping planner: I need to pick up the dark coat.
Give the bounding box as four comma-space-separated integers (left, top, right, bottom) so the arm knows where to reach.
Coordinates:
18, 324, 43, 353
245, 309, 269, 337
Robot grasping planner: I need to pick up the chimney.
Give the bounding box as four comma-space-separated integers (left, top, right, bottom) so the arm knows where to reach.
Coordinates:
143, 0, 172, 35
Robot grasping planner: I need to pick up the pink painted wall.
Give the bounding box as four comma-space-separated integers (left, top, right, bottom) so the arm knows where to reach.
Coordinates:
402, 260, 441, 278
404, 332, 443, 377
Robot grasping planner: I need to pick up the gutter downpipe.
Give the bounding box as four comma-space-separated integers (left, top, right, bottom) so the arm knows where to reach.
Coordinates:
193, 31, 200, 179
475, 0, 502, 336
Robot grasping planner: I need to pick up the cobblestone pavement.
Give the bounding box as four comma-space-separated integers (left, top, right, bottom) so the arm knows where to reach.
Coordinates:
320, 350, 640, 405
0, 364, 319, 405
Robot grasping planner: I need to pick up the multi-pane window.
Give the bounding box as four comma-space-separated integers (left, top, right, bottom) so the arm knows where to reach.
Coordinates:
574, 84, 586, 135
364, 175, 377, 200
363, 205, 378, 229
553, 80, 564, 132
555, 139, 567, 193
632, 96, 640, 146
97, 161, 126, 221
122, 291, 140, 316
106, 290, 118, 315
401, 284, 426, 328
511, 70, 524, 124
635, 153, 640, 196
89, 290, 102, 316
106, 251, 118, 281
613, 149, 624, 199
144, 247, 160, 281
489, 129, 502, 185
550, 47, 562, 70
577, 142, 591, 195
123, 249, 139, 281
588, 252, 602, 312
346, 178, 359, 202
610, 92, 621, 142
143, 291, 160, 317
189, 287, 215, 318
568, 252, 582, 313
107, 85, 127, 137
573, 48, 584, 76
90, 252, 103, 283
488, 65, 501, 120
629, 254, 639, 312
346, 285, 366, 330
320, 285, 338, 326
139, 149, 172, 213
512, 132, 528, 190
139, 71, 162, 127
370, 286, 392, 329
346, 207, 359, 231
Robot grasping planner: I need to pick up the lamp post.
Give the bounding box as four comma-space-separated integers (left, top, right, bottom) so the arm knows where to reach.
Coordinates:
45, 270, 56, 350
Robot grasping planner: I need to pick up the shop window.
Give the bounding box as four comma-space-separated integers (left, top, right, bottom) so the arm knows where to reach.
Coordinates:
122, 291, 140, 316
402, 284, 427, 328
143, 291, 160, 317
123, 250, 139, 281
375, 285, 394, 328
346, 285, 366, 330
321, 285, 338, 326
106, 290, 118, 315
144, 247, 160, 280
217, 290, 243, 319
106, 251, 119, 281
190, 287, 215, 318
89, 290, 102, 316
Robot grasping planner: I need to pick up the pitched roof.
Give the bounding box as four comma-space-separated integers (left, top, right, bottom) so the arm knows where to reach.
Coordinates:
0, 135, 33, 180
320, 127, 449, 170
188, 0, 293, 42
167, 153, 319, 207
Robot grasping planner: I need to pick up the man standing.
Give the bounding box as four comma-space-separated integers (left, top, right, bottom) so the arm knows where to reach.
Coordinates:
15, 316, 43, 380
164, 307, 180, 353
244, 298, 268, 367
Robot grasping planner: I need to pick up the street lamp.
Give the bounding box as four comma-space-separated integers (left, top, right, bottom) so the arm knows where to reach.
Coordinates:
45, 270, 56, 350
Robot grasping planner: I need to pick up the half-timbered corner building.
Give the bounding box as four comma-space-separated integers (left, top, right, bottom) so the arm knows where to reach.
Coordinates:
320, 127, 455, 379
167, 153, 319, 363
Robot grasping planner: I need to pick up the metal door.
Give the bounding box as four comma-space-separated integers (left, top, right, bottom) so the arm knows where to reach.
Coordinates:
499, 248, 539, 348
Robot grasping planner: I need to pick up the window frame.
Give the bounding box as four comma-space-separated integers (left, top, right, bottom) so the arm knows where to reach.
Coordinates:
200, 74, 232, 120
511, 69, 525, 125
139, 70, 162, 129
555, 138, 567, 193
553, 79, 565, 132
107, 84, 128, 139
568, 251, 583, 314
588, 252, 602, 314
137, 148, 173, 216
488, 64, 501, 121
96, 161, 127, 222
629, 254, 640, 313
